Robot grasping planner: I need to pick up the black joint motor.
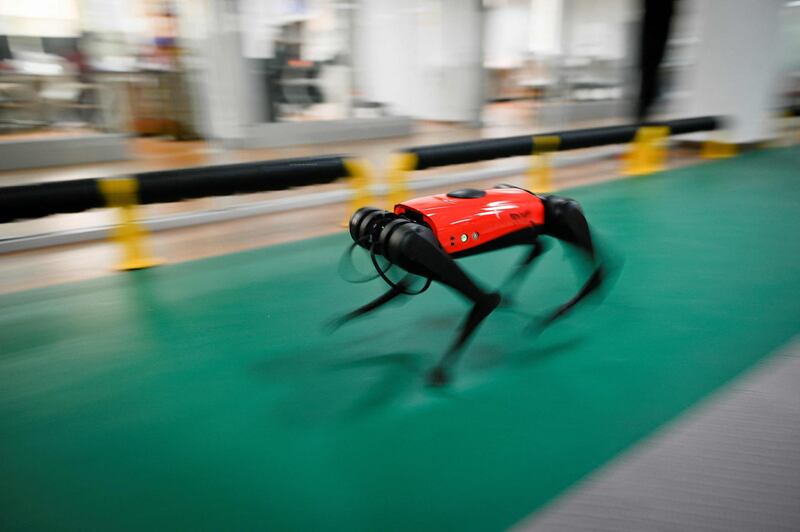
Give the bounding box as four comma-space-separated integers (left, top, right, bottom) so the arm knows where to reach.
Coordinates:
348, 207, 395, 250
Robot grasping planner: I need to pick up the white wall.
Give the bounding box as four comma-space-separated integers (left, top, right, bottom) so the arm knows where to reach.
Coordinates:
780, 2, 800, 71
562, 0, 634, 59
194, 0, 255, 141
484, 0, 530, 68
354, 0, 416, 116
529, 0, 563, 55
483, 0, 563, 67
672, 0, 784, 142
238, 0, 347, 61
0, 0, 80, 37
354, 0, 483, 122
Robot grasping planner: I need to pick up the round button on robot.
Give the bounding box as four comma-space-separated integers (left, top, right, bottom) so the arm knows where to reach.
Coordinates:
446, 188, 486, 199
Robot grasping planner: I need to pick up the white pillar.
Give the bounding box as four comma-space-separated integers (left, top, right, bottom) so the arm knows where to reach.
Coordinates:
191, 0, 258, 146
673, 0, 784, 143
355, 0, 483, 123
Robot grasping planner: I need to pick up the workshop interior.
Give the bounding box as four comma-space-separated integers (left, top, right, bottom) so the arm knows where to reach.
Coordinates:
1, 0, 799, 530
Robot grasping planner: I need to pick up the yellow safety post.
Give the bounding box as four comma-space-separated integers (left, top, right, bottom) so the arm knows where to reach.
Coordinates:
528, 135, 560, 192
97, 177, 162, 271
386, 152, 417, 210
623, 125, 669, 176
794, 111, 800, 145
701, 139, 737, 159
701, 131, 737, 159
793, 116, 800, 145
342, 158, 376, 225
790, 118, 800, 143
780, 109, 800, 145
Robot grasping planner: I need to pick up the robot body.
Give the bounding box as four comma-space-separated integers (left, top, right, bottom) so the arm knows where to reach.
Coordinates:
396, 187, 545, 256
338, 185, 605, 385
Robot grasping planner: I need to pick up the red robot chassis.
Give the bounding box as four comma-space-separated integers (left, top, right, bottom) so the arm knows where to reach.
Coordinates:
396, 186, 546, 256
337, 185, 605, 385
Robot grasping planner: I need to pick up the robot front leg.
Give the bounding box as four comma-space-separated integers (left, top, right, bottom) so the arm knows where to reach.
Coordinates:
382, 221, 501, 385
330, 274, 415, 330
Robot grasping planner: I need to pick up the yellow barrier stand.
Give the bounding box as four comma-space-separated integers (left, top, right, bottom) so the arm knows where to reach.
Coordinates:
386, 152, 417, 210
528, 135, 560, 192
97, 177, 162, 271
701, 139, 737, 159
701, 130, 737, 159
623, 125, 669, 176
792, 116, 800, 145
779, 109, 800, 145
794, 113, 800, 145
342, 158, 376, 224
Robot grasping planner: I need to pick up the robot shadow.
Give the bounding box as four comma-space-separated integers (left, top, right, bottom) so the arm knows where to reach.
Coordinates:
256, 327, 585, 426
255, 350, 426, 426
324, 334, 586, 410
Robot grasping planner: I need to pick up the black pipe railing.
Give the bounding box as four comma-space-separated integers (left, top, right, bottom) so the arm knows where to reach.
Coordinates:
0, 115, 724, 225
403, 116, 720, 170
0, 155, 349, 224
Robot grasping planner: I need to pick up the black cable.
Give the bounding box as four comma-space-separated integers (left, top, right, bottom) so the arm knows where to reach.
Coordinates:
370, 242, 432, 295
338, 237, 391, 283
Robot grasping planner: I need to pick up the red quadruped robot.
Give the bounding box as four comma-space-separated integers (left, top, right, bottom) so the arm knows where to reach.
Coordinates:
336, 185, 605, 385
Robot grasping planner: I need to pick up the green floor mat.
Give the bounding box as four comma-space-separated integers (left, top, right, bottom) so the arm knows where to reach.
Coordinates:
1, 148, 799, 531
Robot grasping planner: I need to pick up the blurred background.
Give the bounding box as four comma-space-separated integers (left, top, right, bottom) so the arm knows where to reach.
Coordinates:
1, 0, 798, 289
1, 0, 798, 140
1, 2, 800, 531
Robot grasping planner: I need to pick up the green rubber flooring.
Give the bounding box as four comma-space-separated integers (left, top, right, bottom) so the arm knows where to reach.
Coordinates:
2, 148, 799, 531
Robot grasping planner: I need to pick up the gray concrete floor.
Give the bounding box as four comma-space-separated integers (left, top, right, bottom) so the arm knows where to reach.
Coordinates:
515, 337, 800, 532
